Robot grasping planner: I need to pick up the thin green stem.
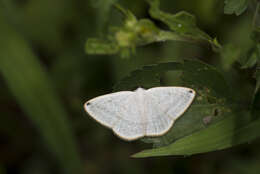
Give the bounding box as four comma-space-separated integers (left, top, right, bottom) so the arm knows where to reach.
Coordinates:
252, 1, 260, 27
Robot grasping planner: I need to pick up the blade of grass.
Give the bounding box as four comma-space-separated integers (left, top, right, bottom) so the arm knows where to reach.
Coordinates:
132, 111, 260, 158
0, 14, 84, 174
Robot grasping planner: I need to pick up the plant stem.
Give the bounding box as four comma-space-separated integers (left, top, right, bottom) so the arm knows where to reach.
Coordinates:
253, 1, 260, 27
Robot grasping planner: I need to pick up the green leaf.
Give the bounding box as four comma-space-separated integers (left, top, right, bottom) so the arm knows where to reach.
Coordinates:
147, 0, 210, 39
113, 62, 182, 91
133, 110, 259, 157
86, 5, 165, 58
240, 43, 260, 69
86, 38, 119, 54
114, 59, 230, 98
146, 0, 221, 51
239, 28, 260, 111
129, 60, 260, 157
241, 51, 258, 69
224, 0, 249, 16
0, 14, 84, 174
114, 59, 234, 152
114, 59, 259, 158
181, 60, 230, 99
142, 102, 231, 148
85, 2, 221, 58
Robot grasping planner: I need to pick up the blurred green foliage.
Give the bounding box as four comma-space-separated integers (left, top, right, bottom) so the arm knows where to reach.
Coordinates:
224, 0, 249, 16
1, 0, 260, 173
86, 0, 221, 58
0, 12, 84, 174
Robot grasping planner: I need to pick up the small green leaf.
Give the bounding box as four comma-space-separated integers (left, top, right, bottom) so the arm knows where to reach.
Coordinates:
85, 2, 221, 58
241, 51, 258, 68
86, 5, 163, 58
238, 28, 260, 69
240, 44, 260, 69
224, 0, 249, 16
148, 0, 210, 39
86, 38, 119, 54
146, 0, 220, 50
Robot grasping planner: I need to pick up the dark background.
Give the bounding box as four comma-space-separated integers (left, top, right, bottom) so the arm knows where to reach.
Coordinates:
1, 0, 260, 173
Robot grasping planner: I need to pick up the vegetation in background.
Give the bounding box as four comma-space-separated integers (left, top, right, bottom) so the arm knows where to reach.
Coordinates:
86, 0, 260, 158
1, 0, 260, 173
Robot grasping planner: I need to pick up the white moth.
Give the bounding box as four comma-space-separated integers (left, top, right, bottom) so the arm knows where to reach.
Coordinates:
84, 87, 196, 141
